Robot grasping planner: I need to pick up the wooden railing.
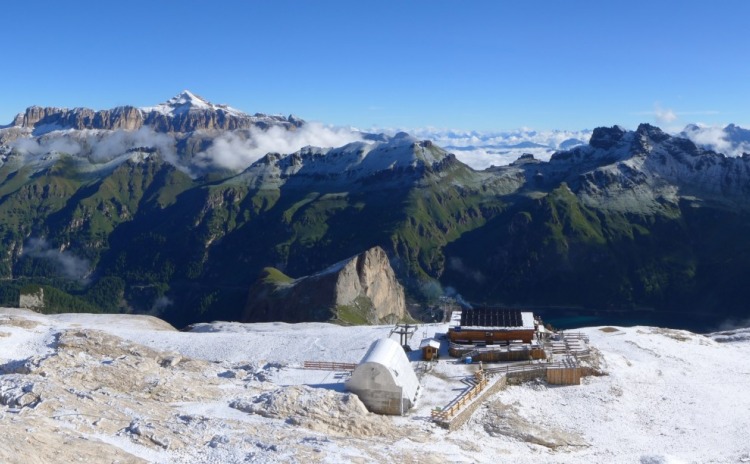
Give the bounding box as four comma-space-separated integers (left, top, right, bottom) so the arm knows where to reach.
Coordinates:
432, 332, 592, 429
484, 363, 550, 376
561, 331, 590, 342
303, 361, 357, 371
431, 371, 489, 423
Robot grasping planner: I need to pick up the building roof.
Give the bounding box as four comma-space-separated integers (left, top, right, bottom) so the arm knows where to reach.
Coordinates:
455, 308, 535, 330
419, 338, 440, 349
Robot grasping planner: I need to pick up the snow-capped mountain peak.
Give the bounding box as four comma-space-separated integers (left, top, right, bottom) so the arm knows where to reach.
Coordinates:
166, 90, 211, 108
141, 90, 245, 117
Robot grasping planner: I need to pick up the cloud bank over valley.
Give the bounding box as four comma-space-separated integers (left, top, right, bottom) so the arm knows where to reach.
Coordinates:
3, 118, 750, 177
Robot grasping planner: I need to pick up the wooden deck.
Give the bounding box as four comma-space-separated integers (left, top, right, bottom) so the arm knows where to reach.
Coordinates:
431, 360, 585, 429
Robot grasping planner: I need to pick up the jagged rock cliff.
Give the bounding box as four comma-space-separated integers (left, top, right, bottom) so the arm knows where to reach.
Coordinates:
243, 247, 407, 324
9, 90, 303, 134
13, 105, 144, 131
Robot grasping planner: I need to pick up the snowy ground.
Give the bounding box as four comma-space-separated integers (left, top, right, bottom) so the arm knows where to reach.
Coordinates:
2, 308, 750, 463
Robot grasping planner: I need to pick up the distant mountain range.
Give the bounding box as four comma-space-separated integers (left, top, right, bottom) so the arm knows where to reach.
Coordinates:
0, 91, 309, 178
1, 92, 749, 329
400, 127, 593, 169
6, 90, 303, 134
407, 123, 750, 170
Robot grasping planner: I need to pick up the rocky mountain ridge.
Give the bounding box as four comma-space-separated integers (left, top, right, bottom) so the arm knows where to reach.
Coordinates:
8, 90, 303, 134
487, 123, 750, 213
230, 132, 461, 191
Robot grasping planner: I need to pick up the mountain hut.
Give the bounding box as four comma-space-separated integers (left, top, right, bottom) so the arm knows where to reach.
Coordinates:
448, 308, 536, 345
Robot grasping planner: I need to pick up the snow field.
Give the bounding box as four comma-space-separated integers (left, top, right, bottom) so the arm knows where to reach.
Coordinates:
2, 309, 750, 463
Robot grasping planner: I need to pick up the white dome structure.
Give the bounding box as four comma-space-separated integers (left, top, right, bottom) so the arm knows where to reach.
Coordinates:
345, 338, 420, 415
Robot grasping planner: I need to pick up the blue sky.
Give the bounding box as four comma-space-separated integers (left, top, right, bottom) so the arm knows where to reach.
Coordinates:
2, 1, 748, 131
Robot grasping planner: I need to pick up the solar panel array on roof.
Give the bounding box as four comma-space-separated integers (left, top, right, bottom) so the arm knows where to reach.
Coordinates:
459, 308, 523, 327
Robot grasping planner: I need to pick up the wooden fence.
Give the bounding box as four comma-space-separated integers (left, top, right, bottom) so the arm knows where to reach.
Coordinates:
546, 366, 581, 385
303, 361, 357, 371
441, 375, 508, 431
431, 371, 489, 424
485, 362, 550, 377
432, 361, 584, 428
430, 331, 592, 429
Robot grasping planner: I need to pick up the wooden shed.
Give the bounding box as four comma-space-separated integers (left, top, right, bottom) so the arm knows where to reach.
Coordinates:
419, 338, 440, 360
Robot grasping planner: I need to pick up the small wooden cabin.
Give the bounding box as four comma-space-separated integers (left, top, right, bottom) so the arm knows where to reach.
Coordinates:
448, 308, 536, 345
419, 338, 440, 360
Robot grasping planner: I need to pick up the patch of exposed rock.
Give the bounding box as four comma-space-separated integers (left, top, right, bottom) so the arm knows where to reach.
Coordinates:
0, 318, 390, 463
481, 400, 588, 449
0, 422, 147, 464
0, 328, 231, 458
230, 385, 406, 438
243, 246, 407, 323
0, 315, 42, 330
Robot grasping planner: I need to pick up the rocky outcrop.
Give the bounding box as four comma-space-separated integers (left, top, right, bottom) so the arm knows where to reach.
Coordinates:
335, 246, 407, 321
18, 287, 44, 311
243, 246, 407, 324
587, 125, 627, 150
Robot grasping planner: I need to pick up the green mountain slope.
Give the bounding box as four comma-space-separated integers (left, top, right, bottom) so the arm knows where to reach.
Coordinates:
1, 125, 750, 328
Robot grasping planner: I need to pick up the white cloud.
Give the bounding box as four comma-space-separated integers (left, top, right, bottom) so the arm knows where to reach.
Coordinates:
7, 122, 599, 174
685, 125, 731, 153
8, 122, 363, 175
682, 124, 750, 156
87, 127, 176, 164
654, 104, 678, 124
450, 147, 556, 170
196, 122, 363, 171
447, 257, 486, 284
11, 135, 82, 156
386, 127, 590, 149
375, 127, 591, 169
151, 295, 173, 313
10, 127, 178, 166
23, 237, 90, 281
